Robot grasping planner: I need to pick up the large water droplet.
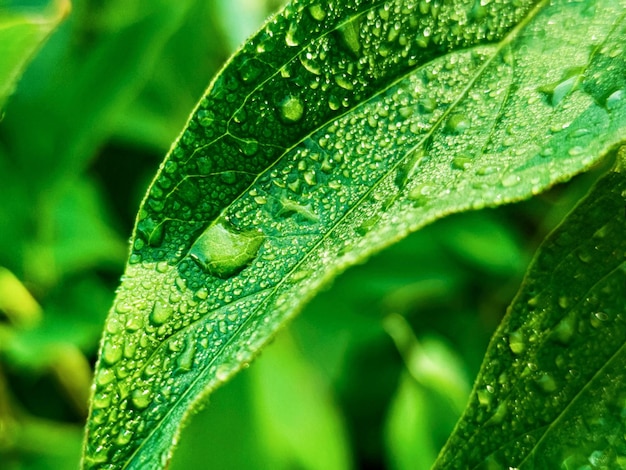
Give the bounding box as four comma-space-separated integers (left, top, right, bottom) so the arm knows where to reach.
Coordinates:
189, 219, 264, 279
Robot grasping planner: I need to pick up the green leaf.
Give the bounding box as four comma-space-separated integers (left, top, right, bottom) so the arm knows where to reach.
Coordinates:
434, 150, 626, 468
83, 0, 626, 468
0, 0, 69, 110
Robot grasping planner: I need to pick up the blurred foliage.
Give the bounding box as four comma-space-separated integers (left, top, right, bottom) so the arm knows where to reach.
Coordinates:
0, 0, 606, 469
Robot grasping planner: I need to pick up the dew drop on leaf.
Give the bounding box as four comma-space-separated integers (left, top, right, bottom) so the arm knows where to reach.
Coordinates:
280, 95, 305, 123
605, 89, 624, 110
131, 388, 153, 410
188, 219, 265, 279
445, 113, 471, 134
102, 340, 123, 365
308, 3, 326, 21
508, 329, 526, 355
150, 301, 174, 326
177, 340, 196, 372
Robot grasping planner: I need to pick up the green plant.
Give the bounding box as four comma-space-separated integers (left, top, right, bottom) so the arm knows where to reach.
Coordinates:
1, 0, 625, 469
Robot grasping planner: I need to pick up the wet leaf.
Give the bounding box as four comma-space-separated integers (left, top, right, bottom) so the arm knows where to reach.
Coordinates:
0, 0, 69, 110
434, 149, 626, 468
83, 0, 626, 468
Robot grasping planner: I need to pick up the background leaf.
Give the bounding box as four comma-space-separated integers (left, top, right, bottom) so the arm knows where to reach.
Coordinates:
83, 0, 626, 467
0, 0, 69, 110
434, 149, 626, 468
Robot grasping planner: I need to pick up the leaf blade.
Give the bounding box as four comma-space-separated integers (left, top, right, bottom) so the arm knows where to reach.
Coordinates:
0, 0, 69, 109
433, 148, 626, 469
83, 0, 626, 468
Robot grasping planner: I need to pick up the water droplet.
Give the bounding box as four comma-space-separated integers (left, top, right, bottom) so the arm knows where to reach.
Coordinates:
149, 301, 173, 326
606, 89, 624, 111
198, 110, 215, 127
500, 173, 520, 188
285, 23, 300, 47
241, 140, 259, 156
280, 96, 305, 123
552, 313, 576, 344
452, 156, 472, 170
536, 373, 558, 393
189, 219, 264, 279
116, 429, 133, 446
220, 171, 237, 185
93, 391, 112, 409
96, 368, 116, 386
278, 199, 319, 222
337, 18, 361, 56
590, 311, 609, 328
508, 329, 526, 355
215, 364, 231, 382
445, 114, 471, 134
177, 340, 196, 372
131, 387, 152, 410
102, 340, 123, 365
537, 67, 583, 106
136, 216, 165, 247
308, 3, 326, 21
477, 387, 493, 407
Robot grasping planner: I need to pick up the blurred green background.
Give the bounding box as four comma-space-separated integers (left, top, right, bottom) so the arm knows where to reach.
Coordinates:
0, 1, 603, 469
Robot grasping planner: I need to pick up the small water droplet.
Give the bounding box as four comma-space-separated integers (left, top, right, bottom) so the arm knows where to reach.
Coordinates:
150, 301, 173, 326
189, 219, 264, 279
215, 364, 231, 382
177, 340, 196, 372
337, 18, 361, 56
477, 387, 493, 407
501, 174, 521, 187
445, 114, 470, 134
508, 329, 526, 355
136, 216, 165, 247
102, 341, 123, 365
590, 311, 609, 328
452, 156, 472, 170
241, 140, 259, 156
93, 391, 112, 409
605, 89, 624, 111
308, 3, 326, 21
537, 67, 583, 106
552, 313, 576, 344
536, 373, 558, 393
220, 171, 237, 185
116, 429, 133, 446
280, 96, 305, 123
131, 387, 152, 410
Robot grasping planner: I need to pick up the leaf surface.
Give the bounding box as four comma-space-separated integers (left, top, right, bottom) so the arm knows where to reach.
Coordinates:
83, 0, 626, 468
434, 148, 626, 469
0, 0, 69, 109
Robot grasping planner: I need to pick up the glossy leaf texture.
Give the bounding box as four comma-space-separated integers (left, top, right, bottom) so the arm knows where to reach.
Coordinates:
0, 0, 69, 109
434, 149, 626, 469
82, 0, 626, 468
